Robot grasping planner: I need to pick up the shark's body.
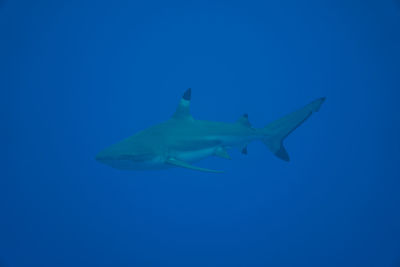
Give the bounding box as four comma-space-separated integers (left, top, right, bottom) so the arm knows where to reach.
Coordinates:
96, 89, 325, 172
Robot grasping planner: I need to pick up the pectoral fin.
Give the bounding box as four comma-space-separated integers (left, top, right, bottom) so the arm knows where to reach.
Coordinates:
165, 158, 223, 173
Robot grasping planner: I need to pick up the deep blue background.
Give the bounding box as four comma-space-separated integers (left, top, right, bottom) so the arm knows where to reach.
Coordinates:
1, 0, 400, 266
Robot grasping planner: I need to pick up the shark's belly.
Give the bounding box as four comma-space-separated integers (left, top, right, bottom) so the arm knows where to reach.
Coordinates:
172, 135, 256, 163
175, 147, 217, 163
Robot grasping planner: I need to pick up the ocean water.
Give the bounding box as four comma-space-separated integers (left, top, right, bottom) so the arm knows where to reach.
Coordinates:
2, 1, 400, 266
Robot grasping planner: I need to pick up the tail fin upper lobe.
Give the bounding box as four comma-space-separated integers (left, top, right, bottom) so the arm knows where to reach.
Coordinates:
261, 97, 326, 161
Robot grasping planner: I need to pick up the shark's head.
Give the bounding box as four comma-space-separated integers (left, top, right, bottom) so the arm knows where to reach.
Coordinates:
95, 141, 165, 170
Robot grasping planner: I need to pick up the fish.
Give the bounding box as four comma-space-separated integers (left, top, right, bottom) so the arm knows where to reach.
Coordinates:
96, 88, 325, 173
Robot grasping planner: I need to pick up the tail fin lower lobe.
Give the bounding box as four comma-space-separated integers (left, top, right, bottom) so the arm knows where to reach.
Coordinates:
261, 97, 325, 161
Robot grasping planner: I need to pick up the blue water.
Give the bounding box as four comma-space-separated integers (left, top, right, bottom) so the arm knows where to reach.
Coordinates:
2, 1, 400, 266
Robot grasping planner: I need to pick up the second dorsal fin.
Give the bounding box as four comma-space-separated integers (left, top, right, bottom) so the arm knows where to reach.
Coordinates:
172, 88, 193, 120
237, 113, 251, 127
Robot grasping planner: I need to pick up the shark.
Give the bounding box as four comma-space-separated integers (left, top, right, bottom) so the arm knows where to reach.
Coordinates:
96, 89, 325, 173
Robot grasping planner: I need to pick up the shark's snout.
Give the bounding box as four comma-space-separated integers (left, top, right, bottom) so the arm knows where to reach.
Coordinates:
95, 149, 114, 164
95, 150, 165, 170
95, 153, 104, 162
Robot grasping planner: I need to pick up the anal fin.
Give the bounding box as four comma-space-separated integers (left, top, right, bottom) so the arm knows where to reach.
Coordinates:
165, 158, 223, 173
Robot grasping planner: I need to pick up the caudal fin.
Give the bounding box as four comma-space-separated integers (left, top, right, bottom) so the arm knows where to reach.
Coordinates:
261, 97, 326, 161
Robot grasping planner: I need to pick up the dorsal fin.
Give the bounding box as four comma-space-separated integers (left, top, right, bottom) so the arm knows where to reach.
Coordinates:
172, 88, 193, 120
237, 113, 251, 127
